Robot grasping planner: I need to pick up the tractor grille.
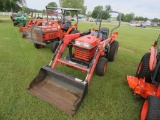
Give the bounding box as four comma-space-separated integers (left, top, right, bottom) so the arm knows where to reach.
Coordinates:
74, 46, 96, 61
30, 27, 43, 43
43, 32, 57, 40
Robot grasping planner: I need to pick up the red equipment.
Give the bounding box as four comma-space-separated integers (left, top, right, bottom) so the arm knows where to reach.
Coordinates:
25, 7, 81, 52
27, 10, 121, 115
19, 18, 47, 33
127, 35, 160, 120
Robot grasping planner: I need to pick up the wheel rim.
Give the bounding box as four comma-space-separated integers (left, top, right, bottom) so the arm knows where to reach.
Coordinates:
141, 100, 148, 120
138, 62, 142, 74
39, 45, 44, 48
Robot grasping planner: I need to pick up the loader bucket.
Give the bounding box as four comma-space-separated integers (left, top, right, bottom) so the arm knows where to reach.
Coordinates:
27, 66, 88, 115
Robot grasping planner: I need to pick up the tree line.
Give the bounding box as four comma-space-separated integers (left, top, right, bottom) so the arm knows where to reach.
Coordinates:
0, 1, 159, 22
87, 5, 160, 22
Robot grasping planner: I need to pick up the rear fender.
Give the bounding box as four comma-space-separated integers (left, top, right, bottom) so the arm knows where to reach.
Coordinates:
66, 27, 74, 35
149, 46, 157, 71
110, 32, 118, 43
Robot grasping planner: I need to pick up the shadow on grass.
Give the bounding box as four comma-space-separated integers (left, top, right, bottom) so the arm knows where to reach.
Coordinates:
0, 19, 11, 23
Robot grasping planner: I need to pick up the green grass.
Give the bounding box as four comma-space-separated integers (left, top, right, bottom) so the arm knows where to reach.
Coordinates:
0, 20, 159, 120
0, 14, 10, 18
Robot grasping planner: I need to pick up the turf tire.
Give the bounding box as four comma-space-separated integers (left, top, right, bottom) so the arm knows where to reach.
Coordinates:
34, 43, 44, 49
108, 41, 119, 62
95, 57, 107, 76
136, 53, 151, 83
51, 41, 59, 53
141, 96, 160, 120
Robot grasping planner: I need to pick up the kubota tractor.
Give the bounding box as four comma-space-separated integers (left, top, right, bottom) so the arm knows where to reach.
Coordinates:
127, 35, 160, 120
25, 6, 81, 53
27, 10, 121, 115
19, 12, 46, 33
12, 13, 29, 27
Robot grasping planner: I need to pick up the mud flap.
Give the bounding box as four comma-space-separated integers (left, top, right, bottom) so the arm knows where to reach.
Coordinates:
27, 66, 88, 115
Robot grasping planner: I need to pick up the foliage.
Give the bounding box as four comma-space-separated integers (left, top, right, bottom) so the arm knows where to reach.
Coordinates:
152, 18, 160, 22
62, 0, 85, 17
86, 11, 92, 17
47, 2, 58, 7
117, 13, 135, 22
134, 16, 148, 21
102, 5, 111, 20
125, 13, 134, 22
91, 5, 111, 20
0, 0, 26, 12
91, 6, 103, 19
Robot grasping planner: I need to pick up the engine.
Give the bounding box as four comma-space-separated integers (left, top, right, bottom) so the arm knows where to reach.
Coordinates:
74, 33, 101, 61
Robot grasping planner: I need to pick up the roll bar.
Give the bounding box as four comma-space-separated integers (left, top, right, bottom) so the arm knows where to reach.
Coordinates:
96, 10, 121, 35
45, 6, 81, 25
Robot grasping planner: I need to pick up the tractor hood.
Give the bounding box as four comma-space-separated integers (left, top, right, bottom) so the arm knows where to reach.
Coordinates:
74, 33, 101, 49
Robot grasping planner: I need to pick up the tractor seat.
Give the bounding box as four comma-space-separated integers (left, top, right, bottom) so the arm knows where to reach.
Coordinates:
100, 28, 109, 40
61, 22, 72, 31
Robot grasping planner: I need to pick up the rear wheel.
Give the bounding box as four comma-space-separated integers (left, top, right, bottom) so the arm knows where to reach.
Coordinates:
22, 32, 27, 38
95, 57, 107, 76
51, 41, 59, 53
136, 53, 151, 83
13, 22, 17, 26
108, 41, 119, 62
34, 43, 45, 49
141, 96, 160, 120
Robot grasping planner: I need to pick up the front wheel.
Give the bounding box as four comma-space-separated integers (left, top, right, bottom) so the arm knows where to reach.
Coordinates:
140, 96, 160, 120
34, 43, 45, 49
51, 41, 59, 53
95, 57, 107, 76
136, 53, 151, 83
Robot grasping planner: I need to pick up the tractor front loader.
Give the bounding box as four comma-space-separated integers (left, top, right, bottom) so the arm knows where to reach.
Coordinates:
27, 10, 121, 115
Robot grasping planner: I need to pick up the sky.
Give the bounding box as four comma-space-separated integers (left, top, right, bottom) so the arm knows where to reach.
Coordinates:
25, 0, 160, 19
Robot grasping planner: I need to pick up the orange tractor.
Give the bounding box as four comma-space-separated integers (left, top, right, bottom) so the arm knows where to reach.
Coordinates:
21, 10, 59, 38
127, 35, 160, 120
19, 18, 46, 32
25, 7, 81, 52
27, 10, 121, 115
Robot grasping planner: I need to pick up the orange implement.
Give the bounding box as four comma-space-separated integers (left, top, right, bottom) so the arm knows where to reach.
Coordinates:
126, 76, 157, 98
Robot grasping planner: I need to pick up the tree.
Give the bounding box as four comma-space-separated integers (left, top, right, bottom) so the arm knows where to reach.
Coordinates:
125, 13, 134, 22
134, 16, 148, 21
47, 2, 58, 7
152, 18, 159, 22
81, 6, 87, 15
86, 11, 92, 17
0, 0, 26, 12
91, 6, 103, 19
102, 5, 112, 20
62, 0, 85, 17
117, 13, 126, 21
91, 5, 112, 20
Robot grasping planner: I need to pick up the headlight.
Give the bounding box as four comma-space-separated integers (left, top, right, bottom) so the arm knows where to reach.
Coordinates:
75, 41, 92, 49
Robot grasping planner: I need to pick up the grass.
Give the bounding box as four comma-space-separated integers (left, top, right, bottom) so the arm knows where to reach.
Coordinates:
0, 14, 10, 18
0, 20, 159, 120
